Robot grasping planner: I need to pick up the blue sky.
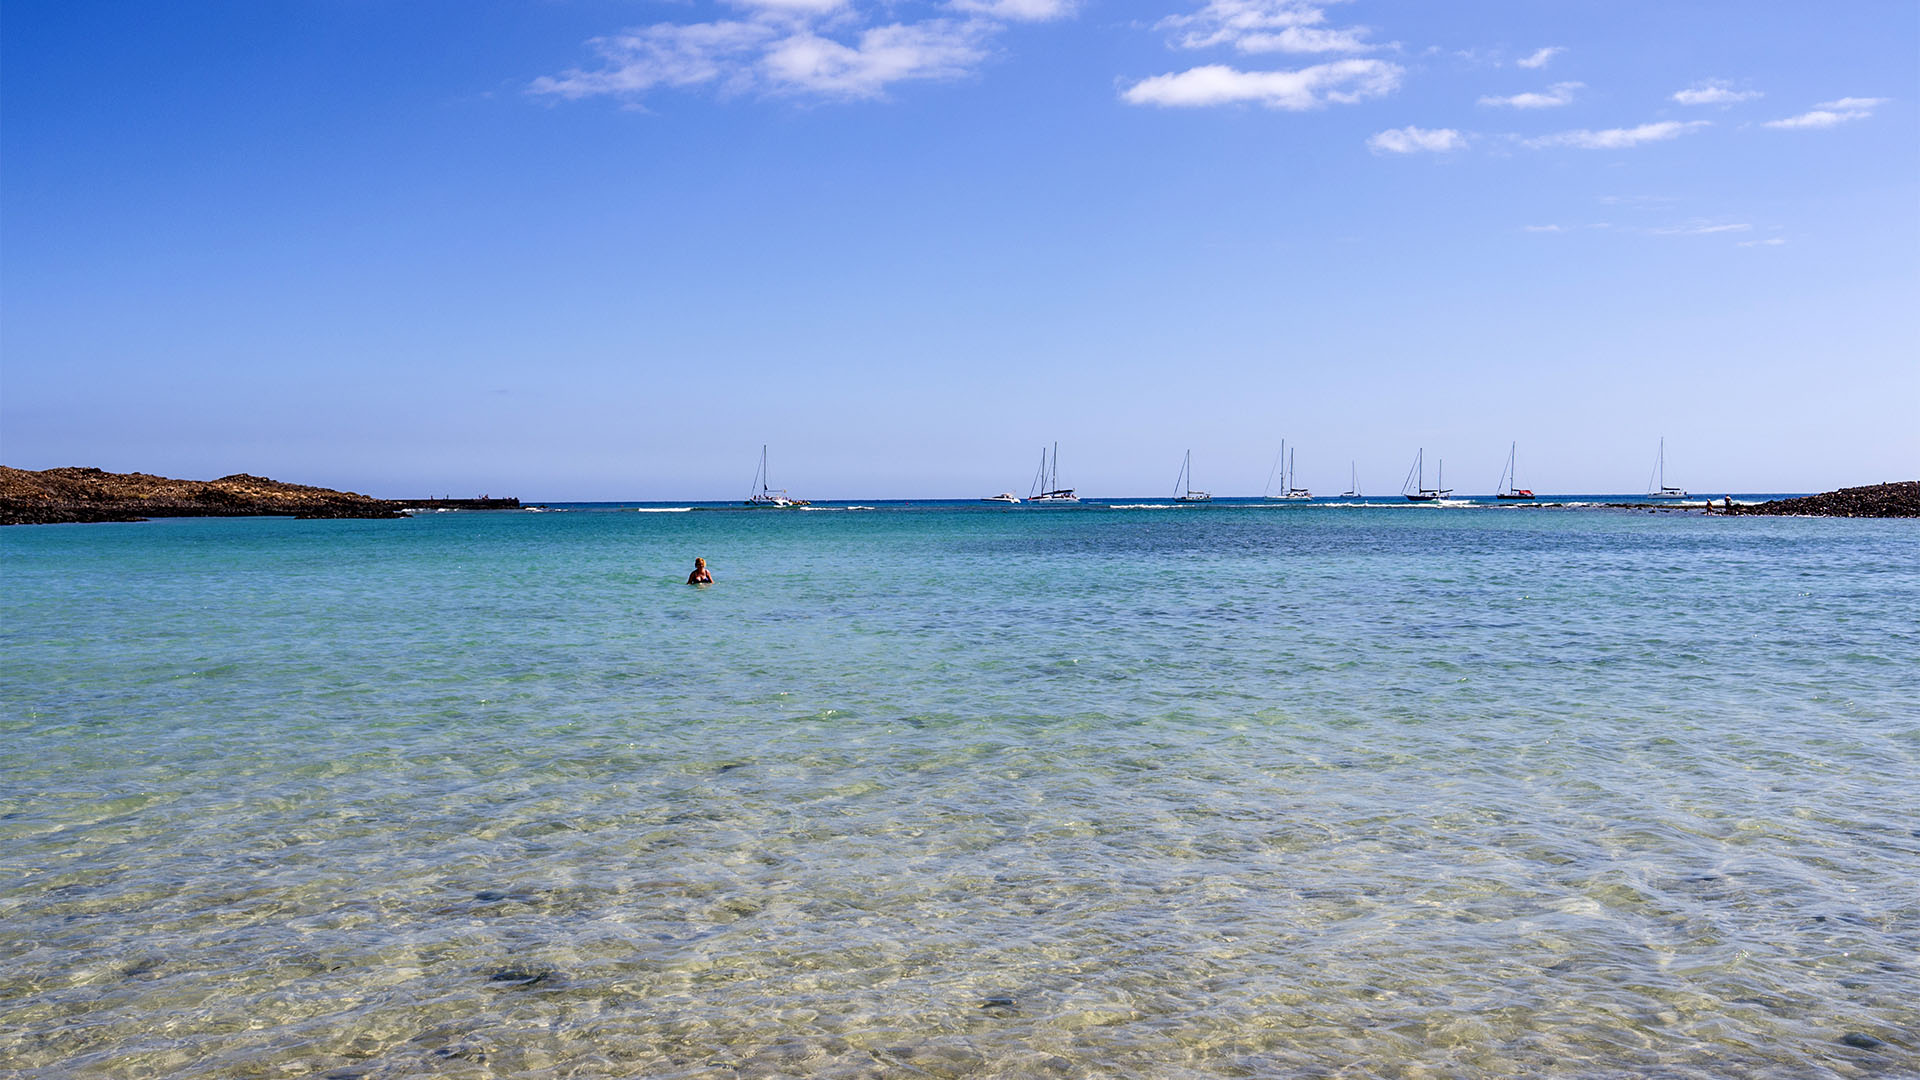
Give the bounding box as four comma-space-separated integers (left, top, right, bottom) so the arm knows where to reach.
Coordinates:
2, 0, 1915, 499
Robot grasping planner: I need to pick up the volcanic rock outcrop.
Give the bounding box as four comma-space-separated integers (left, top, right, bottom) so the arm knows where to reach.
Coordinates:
0, 467, 409, 525
1721, 481, 1919, 519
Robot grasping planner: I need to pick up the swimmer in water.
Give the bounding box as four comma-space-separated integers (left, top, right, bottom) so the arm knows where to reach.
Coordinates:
687, 558, 713, 585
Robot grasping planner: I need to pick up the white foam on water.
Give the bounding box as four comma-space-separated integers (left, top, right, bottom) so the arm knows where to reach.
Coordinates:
631, 507, 693, 513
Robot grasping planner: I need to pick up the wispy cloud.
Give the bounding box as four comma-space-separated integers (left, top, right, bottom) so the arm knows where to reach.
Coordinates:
1649, 221, 1752, 236
1597, 194, 1678, 206
1515, 46, 1563, 69
950, 0, 1077, 22
1367, 126, 1466, 154
1672, 79, 1761, 106
1156, 0, 1378, 55
1479, 81, 1580, 109
762, 23, 991, 97
531, 22, 777, 100
532, 0, 1065, 105
1739, 236, 1787, 247
1123, 57, 1401, 109
1525, 120, 1710, 150
1763, 97, 1888, 129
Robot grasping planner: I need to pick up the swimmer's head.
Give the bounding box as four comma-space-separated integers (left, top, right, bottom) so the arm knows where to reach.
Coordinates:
694, 558, 706, 568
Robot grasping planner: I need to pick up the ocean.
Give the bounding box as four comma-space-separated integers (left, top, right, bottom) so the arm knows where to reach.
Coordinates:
3, 500, 1916, 1078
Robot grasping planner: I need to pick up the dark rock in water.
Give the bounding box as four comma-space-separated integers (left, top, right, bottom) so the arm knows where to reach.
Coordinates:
1841, 1032, 1886, 1050
487, 968, 552, 987
1723, 481, 1920, 519
980, 997, 1017, 1010
474, 890, 508, 902
716, 762, 747, 773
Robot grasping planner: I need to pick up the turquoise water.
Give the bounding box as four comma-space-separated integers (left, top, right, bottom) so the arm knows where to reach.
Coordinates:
3, 503, 1916, 1078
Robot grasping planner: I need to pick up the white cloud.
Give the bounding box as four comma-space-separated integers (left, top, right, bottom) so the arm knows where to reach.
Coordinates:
950, 0, 1076, 22
533, 1, 1029, 105
530, 22, 777, 99
1158, 0, 1377, 55
1524, 224, 1565, 232
1820, 96, 1889, 110
1515, 46, 1563, 69
1367, 126, 1466, 153
1525, 120, 1710, 149
763, 22, 989, 97
1122, 58, 1402, 109
1739, 237, 1787, 247
1479, 81, 1580, 109
1649, 222, 1752, 236
725, 0, 849, 14
1764, 97, 1888, 129
1672, 79, 1761, 106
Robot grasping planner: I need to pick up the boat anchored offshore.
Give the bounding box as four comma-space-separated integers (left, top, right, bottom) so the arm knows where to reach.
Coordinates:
1264, 440, 1311, 500
1495, 441, 1535, 500
1173, 450, 1212, 502
1647, 437, 1688, 499
1027, 443, 1079, 504
1341, 461, 1359, 498
981, 492, 1021, 504
1402, 448, 1452, 502
745, 445, 808, 507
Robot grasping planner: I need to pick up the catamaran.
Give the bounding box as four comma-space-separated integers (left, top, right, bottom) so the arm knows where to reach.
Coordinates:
1646, 437, 1688, 499
1402, 448, 1452, 502
745, 445, 808, 507
1027, 443, 1079, 504
1495, 441, 1535, 500
1263, 440, 1311, 500
1173, 450, 1211, 502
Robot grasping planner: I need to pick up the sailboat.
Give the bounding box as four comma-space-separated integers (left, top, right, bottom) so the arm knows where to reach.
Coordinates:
1027, 443, 1079, 504
1284, 447, 1310, 499
1402, 448, 1452, 502
1495, 442, 1535, 500
1263, 440, 1311, 500
1646, 437, 1688, 499
1173, 450, 1212, 502
1341, 462, 1359, 499
744, 445, 808, 507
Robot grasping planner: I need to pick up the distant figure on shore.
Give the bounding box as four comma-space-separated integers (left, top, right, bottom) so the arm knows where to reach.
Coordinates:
687, 558, 712, 585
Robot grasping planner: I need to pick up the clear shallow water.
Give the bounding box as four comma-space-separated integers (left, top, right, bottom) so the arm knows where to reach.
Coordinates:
2, 503, 1916, 1079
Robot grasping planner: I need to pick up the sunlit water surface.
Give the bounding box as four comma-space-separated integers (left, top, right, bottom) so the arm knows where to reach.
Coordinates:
3, 503, 1916, 1079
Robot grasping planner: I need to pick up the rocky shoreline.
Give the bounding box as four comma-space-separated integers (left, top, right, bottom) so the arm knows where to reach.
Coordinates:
1719, 481, 1919, 519
0, 466, 517, 526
